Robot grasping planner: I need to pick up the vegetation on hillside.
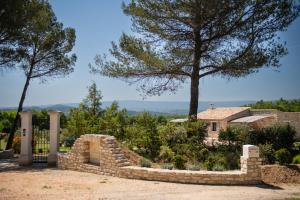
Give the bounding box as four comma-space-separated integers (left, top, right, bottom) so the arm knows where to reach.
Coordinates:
1, 84, 299, 169
246, 98, 300, 112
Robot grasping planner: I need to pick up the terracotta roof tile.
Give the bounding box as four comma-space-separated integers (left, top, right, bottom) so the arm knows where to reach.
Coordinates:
197, 107, 250, 120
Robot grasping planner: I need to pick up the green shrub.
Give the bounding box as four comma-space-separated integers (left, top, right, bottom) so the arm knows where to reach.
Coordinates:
212, 163, 226, 171
204, 156, 215, 171
259, 144, 275, 164
64, 136, 76, 147
159, 145, 174, 162
187, 164, 202, 171
274, 148, 292, 165
205, 154, 228, 171
160, 163, 173, 170
224, 152, 240, 170
198, 148, 209, 162
172, 155, 187, 169
245, 123, 296, 151
292, 154, 300, 164
139, 158, 152, 168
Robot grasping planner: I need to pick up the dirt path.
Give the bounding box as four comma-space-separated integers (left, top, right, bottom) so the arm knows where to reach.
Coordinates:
0, 167, 299, 200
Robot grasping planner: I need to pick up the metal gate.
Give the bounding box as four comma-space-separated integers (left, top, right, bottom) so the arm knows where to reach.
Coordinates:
32, 116, 50, 163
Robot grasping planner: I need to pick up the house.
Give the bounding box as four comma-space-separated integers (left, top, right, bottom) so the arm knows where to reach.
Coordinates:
197, 106, 300, 140
170, 106, 300, 140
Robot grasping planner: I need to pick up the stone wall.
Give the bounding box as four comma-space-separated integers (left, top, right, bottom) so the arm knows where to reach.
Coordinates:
277, 111, 300, 139
58, 134, 262, 185
0, 149, 14, 159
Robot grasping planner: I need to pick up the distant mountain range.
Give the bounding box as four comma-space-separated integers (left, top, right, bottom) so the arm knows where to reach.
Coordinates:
0, 100, 256, 115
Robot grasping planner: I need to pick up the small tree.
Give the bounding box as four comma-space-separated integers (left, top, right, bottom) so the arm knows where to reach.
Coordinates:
6, 0, 77, 149
80, 82, 103, 118
92, 0, 300, 118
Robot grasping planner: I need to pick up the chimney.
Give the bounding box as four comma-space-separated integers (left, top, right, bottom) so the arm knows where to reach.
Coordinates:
209, 103, 215, 110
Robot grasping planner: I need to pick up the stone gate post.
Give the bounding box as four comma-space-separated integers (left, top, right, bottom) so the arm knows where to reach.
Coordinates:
48, 111, 61, 166
241, 145, 262, 182
19, 111, 32, 166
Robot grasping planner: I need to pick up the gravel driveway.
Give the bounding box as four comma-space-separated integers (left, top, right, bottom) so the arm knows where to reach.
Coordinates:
0, 160, 299, 200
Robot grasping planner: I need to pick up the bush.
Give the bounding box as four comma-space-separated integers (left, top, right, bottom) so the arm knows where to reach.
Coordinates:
292, 154, 300, 164
158, 145, 174, 162
245, 123, 296, 151
12, 135, 21, 154
259, 144, 275, 164
204, 157, 214, 170
212, 163, 226, 171
139, 158, 152, 168
172, 155, 187, 169
64, 136, 76, 147
205, 154, 227, 171
160, 163, 173, 170
198, 148, 209, 162
274, 148, 292, 165
187, 164, 202, 171
224, 152, 240, 170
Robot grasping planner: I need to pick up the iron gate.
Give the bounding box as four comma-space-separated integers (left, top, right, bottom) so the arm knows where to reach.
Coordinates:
32, 116, 50, 163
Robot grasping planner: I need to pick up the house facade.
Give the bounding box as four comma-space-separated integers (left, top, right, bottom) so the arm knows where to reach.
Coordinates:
196, 107, 300, 140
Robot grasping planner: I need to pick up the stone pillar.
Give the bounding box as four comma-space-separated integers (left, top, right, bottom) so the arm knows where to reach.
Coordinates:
19, 112, 32, 166
241, 145, 262, 181
48, 111, 61, 166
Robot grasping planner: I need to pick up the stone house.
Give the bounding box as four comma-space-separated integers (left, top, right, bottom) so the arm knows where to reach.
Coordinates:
195, 106, 300, 140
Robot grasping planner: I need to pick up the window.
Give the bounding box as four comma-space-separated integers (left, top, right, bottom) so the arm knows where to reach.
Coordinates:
212, 122, 217, 131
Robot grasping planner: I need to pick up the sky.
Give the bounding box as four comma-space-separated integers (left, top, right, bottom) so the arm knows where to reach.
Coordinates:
0, 0, 300, 107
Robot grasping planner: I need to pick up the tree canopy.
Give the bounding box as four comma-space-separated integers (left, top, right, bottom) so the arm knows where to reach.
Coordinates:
4, 0, 77, 149
92, 0, 300, 118
0, 0, 28, 69
246, 98, 300, 112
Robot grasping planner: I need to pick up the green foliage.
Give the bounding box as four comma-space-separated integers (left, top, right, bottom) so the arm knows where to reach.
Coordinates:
139, 158, 152, 168
198, 148, 209, 162
274, 148, 292, 165
160, 163, 173, 170
245, 123, 296, 151
92, 0, 300, 116
246, 99, 300, 112
259, 144, 275, 164
80, 82, 103, 117
292, 155, 300, 164
172, 155, 187, 170
212, 163, 226, 171
124, 112, 161, 160
100, 102, 128, 140
0, 111, 16, 133
0, 0, 28, 69
158, 121, 206, 161
187, 164, 202, 171
12, 134, 21, 154
158, 145, 174, 162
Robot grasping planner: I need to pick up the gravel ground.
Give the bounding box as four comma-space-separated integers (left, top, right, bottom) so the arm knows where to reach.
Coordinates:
0, 160, 299, 200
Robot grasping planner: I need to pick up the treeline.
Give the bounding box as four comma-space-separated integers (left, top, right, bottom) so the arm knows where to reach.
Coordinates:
246, 98, 300, 112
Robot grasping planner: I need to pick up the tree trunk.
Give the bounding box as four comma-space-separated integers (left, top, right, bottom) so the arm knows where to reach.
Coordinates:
6, 68, 33, 150
189, 68, 200, 119
189, 29, 201, 119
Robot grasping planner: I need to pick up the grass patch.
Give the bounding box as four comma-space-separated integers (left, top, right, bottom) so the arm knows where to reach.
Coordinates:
59, 146, 71, 153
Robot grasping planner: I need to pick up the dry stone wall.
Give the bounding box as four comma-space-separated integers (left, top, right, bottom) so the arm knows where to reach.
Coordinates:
58, 134, 262, 185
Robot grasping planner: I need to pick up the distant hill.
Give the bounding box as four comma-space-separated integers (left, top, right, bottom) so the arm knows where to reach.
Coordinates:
0, 100, 256, 115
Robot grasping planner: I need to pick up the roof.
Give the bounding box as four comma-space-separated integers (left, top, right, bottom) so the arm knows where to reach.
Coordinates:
197, 107, 250, 120
170, 118, 188, 123
230, 115, 274, 123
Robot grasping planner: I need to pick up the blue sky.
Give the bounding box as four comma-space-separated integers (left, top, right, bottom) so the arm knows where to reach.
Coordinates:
0, 0, 300, 107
